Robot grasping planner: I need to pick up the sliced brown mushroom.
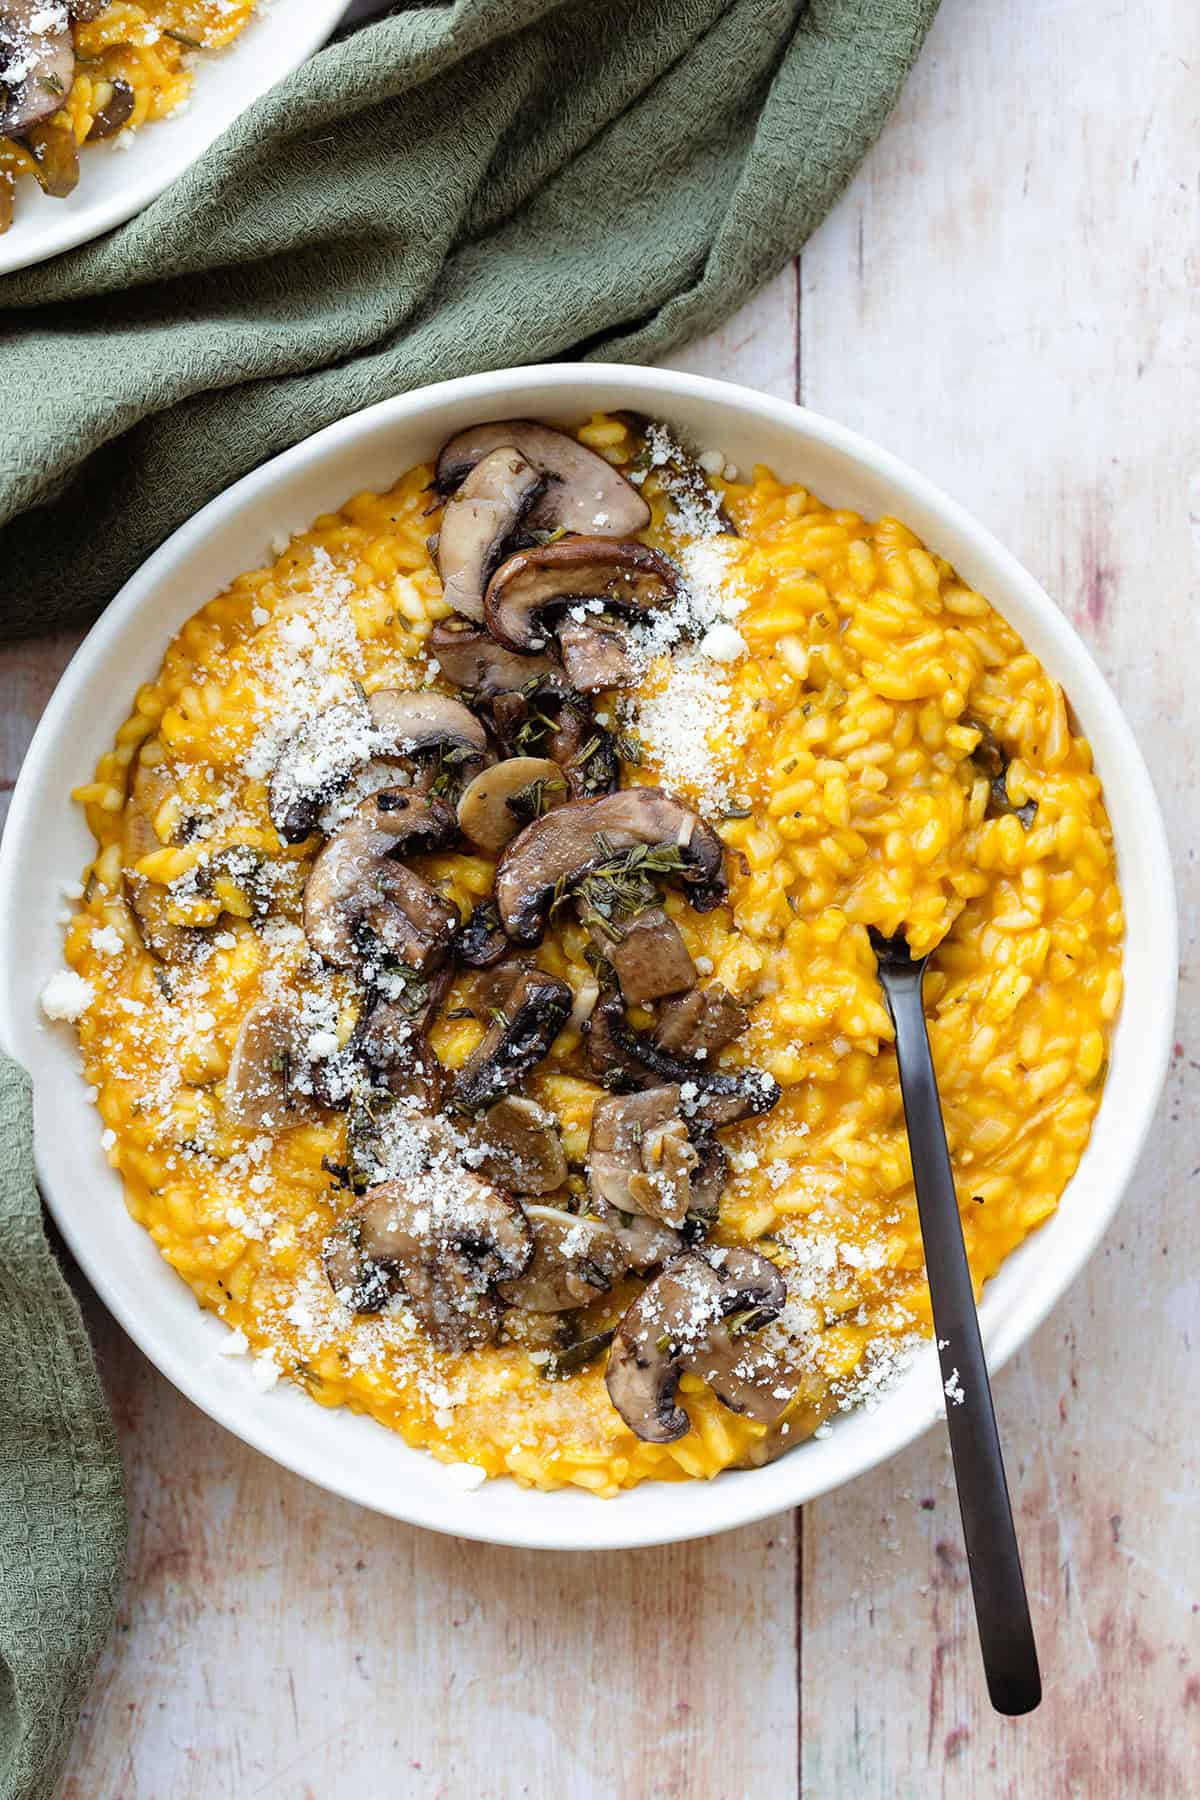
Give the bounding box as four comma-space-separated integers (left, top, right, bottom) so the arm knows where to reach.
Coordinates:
85, 75, 134, 140
484, 539, 677, 690
323, 1171, 533, 1348
587, 1086, 699, 1229
583, 990, 779, 1128
965, 716, 1038, 830
491, 684, 619, 801
588, 1201, 682, 1275
349, 965, 451, 1112
222, 1001, 305, 1132
450, 967, 572, 1112
495, 786, 726, 946
654, 983, 747, 1058
604, 1249, 793, 1443
601, 907, 696, 1006
0, 3, 75, 137
436, 447, 545, 623
456, 756, 567, 855
270, 691, 486, 844
464, 1095, 568, 1195
456, 899, 511, 968
435, 420, 650, 538
302, 790, 458, 971
497, 1204, 625, 1312
427, 618, 568, 700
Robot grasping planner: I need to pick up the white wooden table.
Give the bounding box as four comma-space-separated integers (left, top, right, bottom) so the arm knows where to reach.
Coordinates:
3, 1, 1197, 1792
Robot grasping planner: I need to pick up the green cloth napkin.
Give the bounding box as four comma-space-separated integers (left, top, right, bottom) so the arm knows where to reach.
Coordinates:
0, 2, 936, 1793
0, 1059, 125, 1800
0, 0, 938, 641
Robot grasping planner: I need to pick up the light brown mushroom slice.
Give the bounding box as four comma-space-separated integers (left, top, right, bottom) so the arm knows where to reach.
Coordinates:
497, 1205, 624, 1312
654, 982, 747, 1057
427, 618, 567, 698
587, 1085, 697, 1229
468, 1095, 568, 1195
435, 419, 650, 537
484, 538, 677, 662
0, 3, 76, 136
456, 756, 567, 854
302, 790, 458, 970
436, 447, 545, 623
603, 907, 696, 1006
223, 1001, 305, 1132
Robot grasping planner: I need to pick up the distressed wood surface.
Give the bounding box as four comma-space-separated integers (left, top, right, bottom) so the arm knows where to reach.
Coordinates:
1, 0, 1196, 1792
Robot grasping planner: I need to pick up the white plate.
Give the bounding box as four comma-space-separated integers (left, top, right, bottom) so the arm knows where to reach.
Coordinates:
0, 1, 347, 276
0, 366, 1177, 1549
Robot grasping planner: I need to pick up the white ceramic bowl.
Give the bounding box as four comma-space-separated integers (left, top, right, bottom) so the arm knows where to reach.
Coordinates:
0, 2, 347, 276
0, 366, 1176, 1549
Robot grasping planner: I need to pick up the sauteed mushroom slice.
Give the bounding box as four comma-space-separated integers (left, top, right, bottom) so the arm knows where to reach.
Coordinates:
456, 756, 567, 854
451, 968, 572, 1112
435, 420, 650, 537
491, 684, 619, 801
85, 75, 134, 140
654, 983, 747, 1058
965, 716, 1038, 830
351, 966, 451, 1111
466, 1095, 568, 1195
222, 1001, 305, 1131
0, 2, 75, 137
428, 618, 568, 699
498, 1205, 625, 1312
603, 907, 696, 1006
604, 1250, 792, 1443
484, 539, 677, 690
495, 787, 726, 946
302, 790, 458, 971
436, 447, 545, 622
457, 899, 510, 968
589, 1201, 682, 1275
324, 1171, 532, 1347
583, 991, 779, 1128
587, 1086, 698, 1230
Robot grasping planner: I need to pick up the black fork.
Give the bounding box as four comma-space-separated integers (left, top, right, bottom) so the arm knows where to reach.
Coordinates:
870, 927, 1041, 1716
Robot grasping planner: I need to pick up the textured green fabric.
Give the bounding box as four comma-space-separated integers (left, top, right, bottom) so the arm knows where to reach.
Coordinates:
0, 0, 938, 640
0, 4, 935, 1792
0, 1057, 125, 1800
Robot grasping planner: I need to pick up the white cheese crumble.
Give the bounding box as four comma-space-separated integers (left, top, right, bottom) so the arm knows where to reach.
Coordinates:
251, 1353, 282, 1392
90, 925, 124, 956
218, 1328, 250, 1357
40, 970, 95, 1022
699, 622, 747, 663
443, 1462, 488, 1491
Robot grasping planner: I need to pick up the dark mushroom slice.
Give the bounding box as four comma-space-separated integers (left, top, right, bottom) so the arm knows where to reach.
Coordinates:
349, 964, 451, 1111
26, 117, 78, 197
323, 1172, 533, 1348
587, 1086, 698, 1230
498, 1204, 625, 1312
427, 617, 568, 700
684, 1132, 728, 1227
604, 1249, 793, 1443
302, 789, 458, 971
491, 684, 619, 802
965, 717, 1037, 830
484, 539, 678, 690
222, 1001, 306, 1132
450, 967, 572, 1113
654, 983, 747, 1058
0, 2, 75, 137
464, 1095, 568, 1195
85, 75, 134, 140
601, 907, 696, 1007
436, 447, 546, 623
584, 991, 779, 1128
457, 899, 510, 968
495, 786, 726, 947
435, 420, 650, 537
456, 756, 567, 855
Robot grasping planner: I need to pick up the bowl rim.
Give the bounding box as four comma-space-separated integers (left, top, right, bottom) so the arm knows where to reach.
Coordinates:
0, 363, 1177, 1549
0, 1, 347, 277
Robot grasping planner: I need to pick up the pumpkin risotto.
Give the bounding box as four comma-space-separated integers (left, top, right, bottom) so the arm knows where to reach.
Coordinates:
52, 412, 1123, 1495
0, 2, 259, 234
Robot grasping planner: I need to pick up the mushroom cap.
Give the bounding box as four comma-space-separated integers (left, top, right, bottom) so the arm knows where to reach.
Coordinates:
497, 1204, 624, 1312
436, 447, 545, 623
365, 688, 488, 763
456, 900, 511, 968
583, 990, 780, 1128
0, 2, 75, 136
428, 618, 568, 699
222, 1000, 305, 1133
435, 420, 650, 538
456, 756, 567, 855
494, 786, 727, 946
587, 1085, 699, 1229
450, 967, 573, 1112
604, 1249, 793, 1442
465, 1095, 568, 1195
302, 789, 458, 969
324, 1172, 533, 1348
483, 538, 677, 668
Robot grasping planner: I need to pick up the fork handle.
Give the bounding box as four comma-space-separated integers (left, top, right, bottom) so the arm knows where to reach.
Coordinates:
885, 974, 1042, 1715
